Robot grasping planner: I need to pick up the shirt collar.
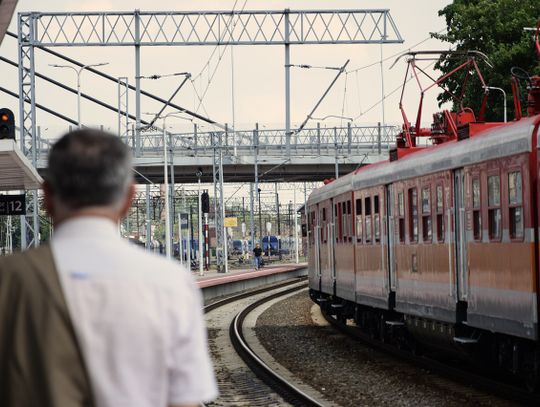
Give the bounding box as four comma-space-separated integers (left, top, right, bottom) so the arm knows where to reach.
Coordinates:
53, 216, 120, 241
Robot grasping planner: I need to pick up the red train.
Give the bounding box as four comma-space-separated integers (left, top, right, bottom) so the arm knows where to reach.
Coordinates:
307, 33, 540, 387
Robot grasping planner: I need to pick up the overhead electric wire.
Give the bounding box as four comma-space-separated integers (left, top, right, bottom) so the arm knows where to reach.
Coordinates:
310, 28, 447, 127
340, 73, 348, 127
0, 86, 79, 125
5, 31, 219, 127
190, 0, 249, 122
352, 50, 451, 121
346, 28, 447, 75
0, 55, 150, 127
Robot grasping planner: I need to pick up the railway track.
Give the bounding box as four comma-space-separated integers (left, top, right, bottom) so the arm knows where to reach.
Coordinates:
203, 277, 326, 407
322, 310, 540, 406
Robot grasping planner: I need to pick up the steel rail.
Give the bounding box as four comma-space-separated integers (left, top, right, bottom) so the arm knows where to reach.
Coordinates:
230, 282, 326, 407
201, 275, 322, 407
322, 310, 540, 406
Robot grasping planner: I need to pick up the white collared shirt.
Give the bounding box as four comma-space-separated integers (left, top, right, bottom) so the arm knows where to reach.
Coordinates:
51, 217, 218, 407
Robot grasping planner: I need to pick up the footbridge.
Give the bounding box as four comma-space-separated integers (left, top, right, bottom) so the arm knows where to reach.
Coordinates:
36, 123, 397, 183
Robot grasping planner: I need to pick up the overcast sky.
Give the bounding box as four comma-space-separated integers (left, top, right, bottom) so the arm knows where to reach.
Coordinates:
0, 0, 452, 139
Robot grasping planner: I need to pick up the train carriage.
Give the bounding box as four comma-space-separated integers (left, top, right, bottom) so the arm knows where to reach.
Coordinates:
307, 44, 540, 383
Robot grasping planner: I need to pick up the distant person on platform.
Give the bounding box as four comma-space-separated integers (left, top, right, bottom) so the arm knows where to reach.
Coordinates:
253, 243, 263, 270
0, 129, 218, 407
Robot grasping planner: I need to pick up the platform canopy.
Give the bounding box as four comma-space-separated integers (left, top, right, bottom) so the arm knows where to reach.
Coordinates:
0, 139, 42, 191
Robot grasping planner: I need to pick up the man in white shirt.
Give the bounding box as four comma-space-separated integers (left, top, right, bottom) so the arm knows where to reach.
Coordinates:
7, 128, 217, 407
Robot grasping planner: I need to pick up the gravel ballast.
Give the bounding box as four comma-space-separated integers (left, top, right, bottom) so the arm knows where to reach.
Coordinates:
255, 291, 518, 407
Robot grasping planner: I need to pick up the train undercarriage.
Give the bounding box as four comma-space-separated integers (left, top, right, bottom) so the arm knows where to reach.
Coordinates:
310, 288, 540, 391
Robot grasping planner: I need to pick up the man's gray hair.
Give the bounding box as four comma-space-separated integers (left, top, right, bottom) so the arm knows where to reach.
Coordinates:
47, 128, 133, 209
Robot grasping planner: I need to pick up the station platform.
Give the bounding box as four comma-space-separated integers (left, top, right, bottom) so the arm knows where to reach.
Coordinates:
195, 263, 307, 302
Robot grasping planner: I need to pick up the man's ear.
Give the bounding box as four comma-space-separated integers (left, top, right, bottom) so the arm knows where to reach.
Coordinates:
42, 180, 55, 218
119, 183, 136, 219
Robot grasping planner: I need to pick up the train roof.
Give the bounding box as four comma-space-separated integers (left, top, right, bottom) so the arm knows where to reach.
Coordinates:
308, 116, 539, 205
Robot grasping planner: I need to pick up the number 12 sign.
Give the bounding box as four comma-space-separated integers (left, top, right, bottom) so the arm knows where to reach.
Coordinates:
0, 195, 26, 215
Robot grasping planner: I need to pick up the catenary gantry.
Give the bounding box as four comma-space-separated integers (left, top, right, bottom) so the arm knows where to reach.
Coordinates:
15, 8, 403, 253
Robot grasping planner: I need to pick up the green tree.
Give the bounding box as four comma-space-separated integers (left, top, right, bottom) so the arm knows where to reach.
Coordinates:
432, 0, 540, 121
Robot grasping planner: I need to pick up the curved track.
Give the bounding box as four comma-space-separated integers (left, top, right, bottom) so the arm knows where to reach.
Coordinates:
203, 276, 326, 407
230, 284, 326, 407
322, 309, 540, 406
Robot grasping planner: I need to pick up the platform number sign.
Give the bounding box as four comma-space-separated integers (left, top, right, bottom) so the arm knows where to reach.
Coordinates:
0, 194, 26, 215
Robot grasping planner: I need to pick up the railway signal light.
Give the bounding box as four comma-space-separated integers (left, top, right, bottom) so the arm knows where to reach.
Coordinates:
0, 108, 15, 140
201, 191, 210, 214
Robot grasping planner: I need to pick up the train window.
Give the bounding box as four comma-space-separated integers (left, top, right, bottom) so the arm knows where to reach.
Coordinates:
436, 184, 444, 242
472, 177, 481, 241
356, 198, 363, 243
347, 200, 353, 243
508, 171, 523, 239
408, 188, 418, 243
422, 187, 432, 242
341, 202, 348, 242
488, 174, 501, 240
374, 195, 380, 243
398, 192, 405, 243
365, 197, 372, 243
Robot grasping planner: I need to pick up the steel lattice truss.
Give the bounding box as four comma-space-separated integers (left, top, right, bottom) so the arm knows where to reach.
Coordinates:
212, 132, 227, 271
17, 9, 403, 250
35, 124, 399, 162
22, 9, 403, 47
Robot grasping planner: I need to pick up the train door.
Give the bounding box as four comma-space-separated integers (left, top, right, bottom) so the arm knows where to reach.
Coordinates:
386, 184, 397, 292
453, 169, 468, 300
319, 200, 334, 295
314, 208, 321, 291
329, 198, 337, 293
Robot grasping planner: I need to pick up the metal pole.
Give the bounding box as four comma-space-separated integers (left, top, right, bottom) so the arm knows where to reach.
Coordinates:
258, 189, 263, 252
186, 212, 191, 270
484, 86, 507, 123
284, 8, 291, 156
220, 151, 228, 274
189, 205, 194, 264
146, 184, 151, 250
204, 212, 209, 271
377, 122, 382, 155
304, 181, 308, 258
117, 78, 122, 137
198, 177, 204, 276
163, 125, 171, 259
250, 182, 255, 253
231, 46, 237, 157
334, 127, 339, 179
169, 132, 175, 258
275, 182, 282, 260
242, 197, 246, 224
76, 69, 82, 127
254, 123, 260, 245
294, 187, 299, 264
178, 213, 183, 267
380, 42, 386, 129
134, 9, 141, 157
